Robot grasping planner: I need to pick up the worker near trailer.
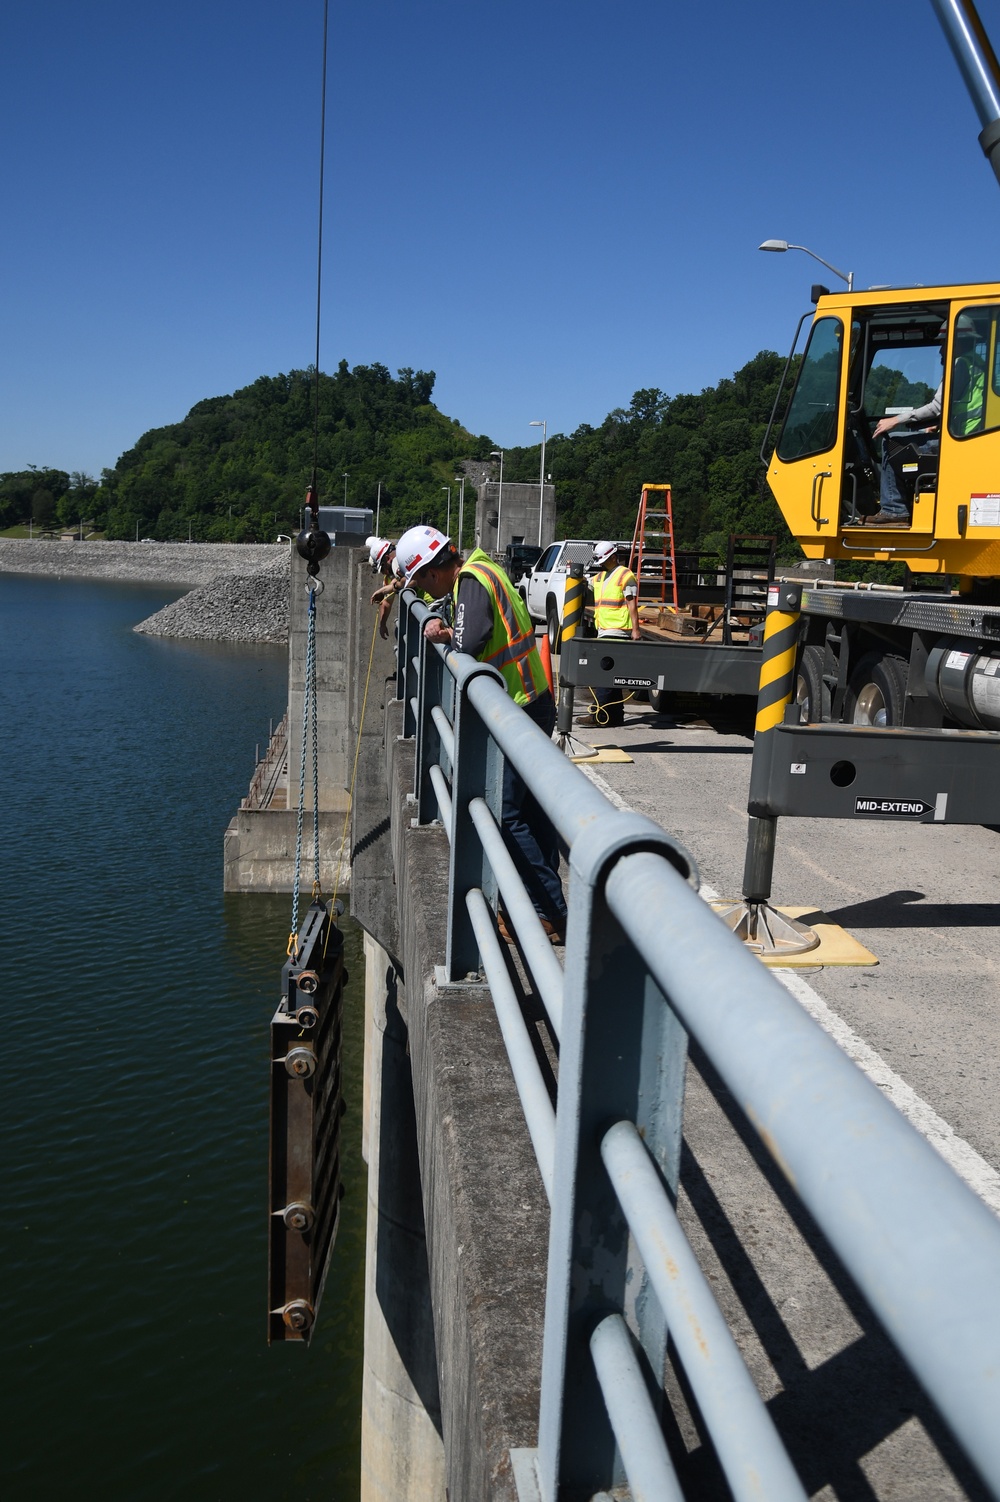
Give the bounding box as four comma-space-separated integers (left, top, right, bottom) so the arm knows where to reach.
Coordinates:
576, 540, 642, 729
395, 524, 567, 942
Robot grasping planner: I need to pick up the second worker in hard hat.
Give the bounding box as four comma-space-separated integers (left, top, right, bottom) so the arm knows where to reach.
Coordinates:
367, 535, 400, 638
576, 540, 642, 730
395, 523, 567, 943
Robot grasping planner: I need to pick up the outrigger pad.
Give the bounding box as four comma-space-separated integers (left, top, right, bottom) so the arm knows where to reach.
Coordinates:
710, 900, 878, 968
267, 899, 346, 1343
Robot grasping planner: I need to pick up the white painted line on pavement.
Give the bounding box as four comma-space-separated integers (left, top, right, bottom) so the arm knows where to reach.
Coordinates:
578, 759, 1000, 1216
765, 962, 1000, 1217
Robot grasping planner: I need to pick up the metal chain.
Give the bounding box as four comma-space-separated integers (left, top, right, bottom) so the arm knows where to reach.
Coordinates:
311, 628, 320, 889
289, 584, 319, 954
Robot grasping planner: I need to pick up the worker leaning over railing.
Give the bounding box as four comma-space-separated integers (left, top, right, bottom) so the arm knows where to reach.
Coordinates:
395, 524, 568, 944
366, 534, 399, 638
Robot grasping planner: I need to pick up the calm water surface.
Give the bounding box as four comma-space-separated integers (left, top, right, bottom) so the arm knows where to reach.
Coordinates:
1, 575, 365, 1499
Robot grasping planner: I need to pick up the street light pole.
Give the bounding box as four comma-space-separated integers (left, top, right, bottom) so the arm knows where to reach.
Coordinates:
454, 476, 466, 553
490, 449, 504, 552
441, 485, 451, 537
529, 420, 547, 546
342, 472, 349, 505
375, 480, 382, 534
758, 239, 853, 291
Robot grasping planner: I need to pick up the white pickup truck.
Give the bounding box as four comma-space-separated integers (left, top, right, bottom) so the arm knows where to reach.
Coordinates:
518, 539, 598, 651
518, 538, 632, 651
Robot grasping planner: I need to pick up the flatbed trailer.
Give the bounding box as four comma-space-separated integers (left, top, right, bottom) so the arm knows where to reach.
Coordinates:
558, 632, 764, 707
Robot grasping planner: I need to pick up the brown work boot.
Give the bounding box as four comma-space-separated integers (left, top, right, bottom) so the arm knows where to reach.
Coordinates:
867, 511, 909, 527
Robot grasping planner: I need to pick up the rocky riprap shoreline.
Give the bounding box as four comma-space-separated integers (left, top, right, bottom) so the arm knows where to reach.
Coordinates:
0, 539, 289, 643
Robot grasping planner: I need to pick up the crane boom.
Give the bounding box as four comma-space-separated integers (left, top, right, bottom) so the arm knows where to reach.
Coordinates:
931, 0, 1000, 184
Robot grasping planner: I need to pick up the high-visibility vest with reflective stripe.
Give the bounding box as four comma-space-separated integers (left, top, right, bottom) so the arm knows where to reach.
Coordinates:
593, 565, 636, 633
455, 549, 548, 705
953, 355, 986, 436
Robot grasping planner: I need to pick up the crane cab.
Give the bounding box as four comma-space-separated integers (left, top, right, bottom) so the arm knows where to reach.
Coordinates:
766, 284, 1000, 579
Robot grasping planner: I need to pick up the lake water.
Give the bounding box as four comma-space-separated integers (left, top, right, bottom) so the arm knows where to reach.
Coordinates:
1, 575, 365, 1499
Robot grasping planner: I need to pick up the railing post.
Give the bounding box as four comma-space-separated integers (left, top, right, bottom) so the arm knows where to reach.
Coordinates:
536, 813, 697, 1501
401, 590, 423, 737
445, 656, 505, 980
395, 587, 410, 703
414, 632, 447, 824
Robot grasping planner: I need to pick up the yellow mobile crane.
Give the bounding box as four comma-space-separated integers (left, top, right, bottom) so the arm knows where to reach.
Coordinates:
757, 0, 1000, 737
724, 0, 1000, 953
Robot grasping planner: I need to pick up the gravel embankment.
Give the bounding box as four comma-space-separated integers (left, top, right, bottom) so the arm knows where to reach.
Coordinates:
0, 539, 290, 642
134, 557, 288, 643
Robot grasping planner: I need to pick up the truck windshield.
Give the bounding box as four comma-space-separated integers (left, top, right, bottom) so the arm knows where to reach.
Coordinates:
776, 317, 843, 462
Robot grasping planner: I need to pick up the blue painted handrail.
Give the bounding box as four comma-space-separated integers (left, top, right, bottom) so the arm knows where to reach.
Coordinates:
395, 586, 1000, 1502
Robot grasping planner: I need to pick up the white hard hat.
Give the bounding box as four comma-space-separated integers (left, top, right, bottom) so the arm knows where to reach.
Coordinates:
593, 540, 617, 565
395, 525, 451, 585
367, 535, 393, 571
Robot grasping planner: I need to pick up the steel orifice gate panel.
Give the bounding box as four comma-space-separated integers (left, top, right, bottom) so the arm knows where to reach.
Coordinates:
267, 901, 346, 1343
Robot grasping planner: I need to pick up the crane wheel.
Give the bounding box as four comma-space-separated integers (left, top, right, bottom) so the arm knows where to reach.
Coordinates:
843, 652, 908, 727
795, 645, 831, 723
546, 603, 562, 655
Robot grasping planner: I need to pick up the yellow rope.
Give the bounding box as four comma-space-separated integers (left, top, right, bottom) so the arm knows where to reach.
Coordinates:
324, 608, 380, 954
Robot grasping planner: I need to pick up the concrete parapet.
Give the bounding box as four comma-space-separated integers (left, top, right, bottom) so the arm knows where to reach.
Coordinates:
287, 545, 360, 814
349, 566, 401, 962
222, 809, 349, 893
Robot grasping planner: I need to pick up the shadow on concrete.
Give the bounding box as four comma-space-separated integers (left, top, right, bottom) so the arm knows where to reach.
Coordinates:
620, 741, 753, 755
670, 1041, 989, 1501
375, 962, 443, 1436
824, 889, 1000, 930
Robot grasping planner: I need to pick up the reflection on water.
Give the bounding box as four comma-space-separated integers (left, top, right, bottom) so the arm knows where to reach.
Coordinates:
1, 576, 365, 1500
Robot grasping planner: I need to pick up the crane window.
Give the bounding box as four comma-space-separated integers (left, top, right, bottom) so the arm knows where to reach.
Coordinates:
863, 343, 939, 419
948, 307, 997, 439
776, 317, 843, 462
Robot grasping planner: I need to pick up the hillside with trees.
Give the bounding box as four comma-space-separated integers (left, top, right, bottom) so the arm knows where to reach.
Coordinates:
1, 351, 799, 552
96, 363, 493, 542
499, 350, 793, 554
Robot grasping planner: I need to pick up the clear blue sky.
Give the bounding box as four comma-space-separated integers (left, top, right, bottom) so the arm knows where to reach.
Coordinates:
4, 0, 1000, 484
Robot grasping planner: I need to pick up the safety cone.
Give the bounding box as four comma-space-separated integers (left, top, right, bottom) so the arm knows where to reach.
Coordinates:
538, 631, 555, 697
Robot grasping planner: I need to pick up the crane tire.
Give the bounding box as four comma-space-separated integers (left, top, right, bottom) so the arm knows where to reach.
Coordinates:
843, 652, 908, 727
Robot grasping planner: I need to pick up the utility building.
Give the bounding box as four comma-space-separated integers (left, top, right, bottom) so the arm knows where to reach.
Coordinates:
475, 479, 555, 555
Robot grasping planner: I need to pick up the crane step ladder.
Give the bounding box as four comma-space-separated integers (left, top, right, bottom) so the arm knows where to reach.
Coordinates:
722, 534, 777, 646
629, 483, 678, 611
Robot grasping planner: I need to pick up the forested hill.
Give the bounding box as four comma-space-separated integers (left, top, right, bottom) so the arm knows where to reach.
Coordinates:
95, 362, 494, 542
496, 349, 791, 553
1, 351, 795, 551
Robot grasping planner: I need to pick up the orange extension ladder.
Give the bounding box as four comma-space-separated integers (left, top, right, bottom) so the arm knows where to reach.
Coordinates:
628, 483, 678, 609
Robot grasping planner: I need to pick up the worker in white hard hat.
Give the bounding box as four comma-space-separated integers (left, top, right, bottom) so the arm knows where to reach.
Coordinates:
366, 536, 401, 638
576, 541, 641, 729
395, 523, 567, 943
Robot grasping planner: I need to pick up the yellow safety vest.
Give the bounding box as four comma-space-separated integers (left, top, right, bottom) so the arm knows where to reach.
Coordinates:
593, 565, 636, 633
455, 549, 548, 705
953, 355, 986, 437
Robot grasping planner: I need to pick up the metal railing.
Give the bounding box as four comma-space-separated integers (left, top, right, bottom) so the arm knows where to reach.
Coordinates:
242, 712, 288, 810
395, 587, 1000, 1502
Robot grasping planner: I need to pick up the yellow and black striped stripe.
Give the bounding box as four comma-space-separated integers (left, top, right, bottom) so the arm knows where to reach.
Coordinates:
754, 589, 802, 735
561, 569, 585, 642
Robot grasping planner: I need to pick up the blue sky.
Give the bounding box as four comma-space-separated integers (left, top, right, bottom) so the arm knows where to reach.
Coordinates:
4, 0, 1000, 485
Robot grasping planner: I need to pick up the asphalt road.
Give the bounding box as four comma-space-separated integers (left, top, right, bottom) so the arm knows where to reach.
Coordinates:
570, 691, 999, 1502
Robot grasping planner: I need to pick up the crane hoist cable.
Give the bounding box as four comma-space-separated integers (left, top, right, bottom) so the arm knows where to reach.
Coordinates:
287, 0, 332, 958
288, 577, 323, 960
